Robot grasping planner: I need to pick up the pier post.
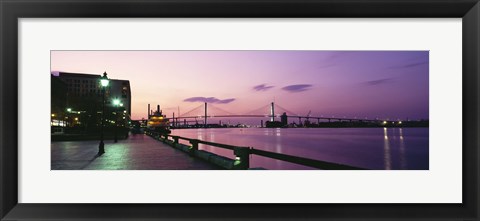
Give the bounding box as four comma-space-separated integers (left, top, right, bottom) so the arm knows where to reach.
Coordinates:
189, 139, 199, 156
162, 133, 169, 141
233, 147, 250, 170
170, 136, 179, 147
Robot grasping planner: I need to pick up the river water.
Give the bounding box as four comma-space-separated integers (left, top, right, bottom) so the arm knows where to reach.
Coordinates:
170, 128, 429, 170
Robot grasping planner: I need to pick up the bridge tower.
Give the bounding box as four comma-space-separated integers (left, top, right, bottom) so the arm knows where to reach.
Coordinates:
270, 102, 275, 121
204, 102, 207, 128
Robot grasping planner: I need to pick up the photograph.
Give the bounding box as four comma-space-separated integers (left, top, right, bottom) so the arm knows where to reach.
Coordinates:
51, 50, 429, 170
3, 0, 478, 219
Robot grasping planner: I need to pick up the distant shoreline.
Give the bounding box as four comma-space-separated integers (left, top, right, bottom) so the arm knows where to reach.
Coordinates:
171, 125, 429, 129
170, 120, 429, 129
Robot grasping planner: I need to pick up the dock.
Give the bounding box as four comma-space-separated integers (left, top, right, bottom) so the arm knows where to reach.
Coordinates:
51, 134, 220, 170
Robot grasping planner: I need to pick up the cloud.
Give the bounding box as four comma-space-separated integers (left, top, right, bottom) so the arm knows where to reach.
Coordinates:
389, 61, 428, 69
362, 78, 395, 86
183, 97, 236, 104
282, 84, 313, 93
253, 84, 274, 91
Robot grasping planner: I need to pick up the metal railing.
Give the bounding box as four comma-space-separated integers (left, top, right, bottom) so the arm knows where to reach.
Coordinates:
145, 131, 365, 170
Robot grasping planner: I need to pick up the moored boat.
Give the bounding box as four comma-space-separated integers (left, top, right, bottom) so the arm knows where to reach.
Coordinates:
146, 105, 171, 134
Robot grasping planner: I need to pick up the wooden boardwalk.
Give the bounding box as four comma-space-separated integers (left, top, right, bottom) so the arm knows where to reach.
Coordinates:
51, 134, 221, 170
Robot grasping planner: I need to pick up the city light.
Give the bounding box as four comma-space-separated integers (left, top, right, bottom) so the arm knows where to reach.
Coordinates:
51, 114, 55, 117
100, 78, 109, 87
383, 121, 387, 124
67, 108, 72, 112
233, 157, 242, 167
113, 99, 121, 106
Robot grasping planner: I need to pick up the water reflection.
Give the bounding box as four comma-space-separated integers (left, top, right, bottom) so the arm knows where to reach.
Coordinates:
170, 128, 429, 170
399, 128, 407, 169
275, 130, 282, 153
383, 127, 392, 170
196, 128, 204, 140
264, 129, 271, 136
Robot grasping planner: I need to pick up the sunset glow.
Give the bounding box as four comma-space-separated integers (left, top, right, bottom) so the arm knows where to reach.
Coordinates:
51, 51, 428, 121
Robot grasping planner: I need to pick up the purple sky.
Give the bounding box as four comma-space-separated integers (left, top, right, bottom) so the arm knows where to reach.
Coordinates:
51, 51, 429, 121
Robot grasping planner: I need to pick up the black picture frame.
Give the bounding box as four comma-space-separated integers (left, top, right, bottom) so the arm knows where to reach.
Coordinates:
1, 0, 479, 220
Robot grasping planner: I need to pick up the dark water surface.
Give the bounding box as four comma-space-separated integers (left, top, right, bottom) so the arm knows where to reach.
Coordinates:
170, 128, 429, 170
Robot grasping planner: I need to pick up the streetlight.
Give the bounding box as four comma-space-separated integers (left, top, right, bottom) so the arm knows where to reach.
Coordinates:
113, 98, 121, 143
65, 108, 72, 127
98, 72, 109, 155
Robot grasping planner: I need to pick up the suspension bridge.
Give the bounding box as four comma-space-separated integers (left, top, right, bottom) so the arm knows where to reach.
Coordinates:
143, 102, 390, 127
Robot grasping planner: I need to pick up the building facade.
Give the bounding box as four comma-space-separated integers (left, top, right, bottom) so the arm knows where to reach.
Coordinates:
56, 72, 131, 114
51, 72, 131, 129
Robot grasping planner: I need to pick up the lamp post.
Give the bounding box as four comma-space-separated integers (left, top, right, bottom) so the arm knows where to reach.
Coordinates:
120, 103, 127, 138
113, 98, 121, 143
66, 108, 72, 127
98, 72, 109, 155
